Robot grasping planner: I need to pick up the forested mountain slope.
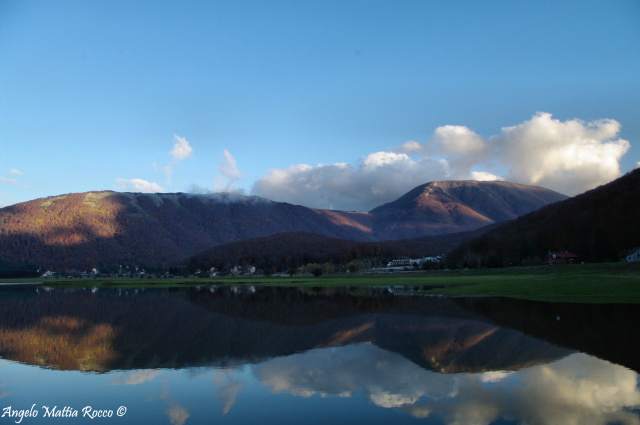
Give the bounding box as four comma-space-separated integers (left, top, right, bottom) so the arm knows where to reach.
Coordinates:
0, 181, 566, 270
449, 169, 640, 266
370, 180, 567, 239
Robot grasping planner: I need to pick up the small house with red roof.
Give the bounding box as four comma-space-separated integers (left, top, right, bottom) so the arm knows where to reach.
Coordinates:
547, 251, 579, 265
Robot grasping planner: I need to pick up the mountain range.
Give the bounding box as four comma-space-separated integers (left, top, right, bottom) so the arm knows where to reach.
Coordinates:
0, 180, 567, 271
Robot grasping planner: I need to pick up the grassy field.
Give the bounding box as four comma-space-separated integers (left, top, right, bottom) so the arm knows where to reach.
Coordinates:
2, 262, 639, 303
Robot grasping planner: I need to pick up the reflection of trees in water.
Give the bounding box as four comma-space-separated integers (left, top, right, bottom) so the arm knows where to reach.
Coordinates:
455, 296, 640, 373
0, 314, 118, 371
0, 286, 573, 372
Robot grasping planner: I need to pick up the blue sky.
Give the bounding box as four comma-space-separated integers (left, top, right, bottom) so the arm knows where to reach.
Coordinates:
1, 0, 639, 211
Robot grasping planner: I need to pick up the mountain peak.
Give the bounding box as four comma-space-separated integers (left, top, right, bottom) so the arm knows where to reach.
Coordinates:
369, 180, 568, 239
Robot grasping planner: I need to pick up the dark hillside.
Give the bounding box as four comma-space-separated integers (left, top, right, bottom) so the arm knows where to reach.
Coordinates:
449, 169, 640, 267
186, 226, 497, 273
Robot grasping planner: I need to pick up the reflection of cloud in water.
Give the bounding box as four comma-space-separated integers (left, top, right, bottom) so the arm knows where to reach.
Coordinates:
155, 379, 190, 425
211, 369, 244, 415
509, 354, 640, 425
479, 371, 512, 383
0, 374, 11, 399
253, 344, 457, 406
252, 344, 640, 424
110, 369, 162, 386
165, 404, 190, 425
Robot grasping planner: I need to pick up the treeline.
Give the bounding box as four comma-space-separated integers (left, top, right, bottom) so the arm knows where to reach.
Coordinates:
0, 259, 39, 278
0, 191, 374, 272
449, 169, 640, 267
0, 192, 145, 271
185, 228, 491, 274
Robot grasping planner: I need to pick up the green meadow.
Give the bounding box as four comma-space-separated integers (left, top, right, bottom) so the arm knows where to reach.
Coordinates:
3, 262, 639, 304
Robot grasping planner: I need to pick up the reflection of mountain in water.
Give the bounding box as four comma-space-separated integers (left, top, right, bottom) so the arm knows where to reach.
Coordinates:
454, 297, 640, 373
0, 286, 572, 372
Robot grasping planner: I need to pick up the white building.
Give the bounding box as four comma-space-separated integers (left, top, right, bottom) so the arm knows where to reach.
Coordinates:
387, 256, 442, 268
623, 248, 640, 262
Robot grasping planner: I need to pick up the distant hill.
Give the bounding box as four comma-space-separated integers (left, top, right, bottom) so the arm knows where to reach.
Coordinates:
370, 180, 568, 239
0, 181, 566, 270
449, 169, 640, 267
0, 192, 373, 271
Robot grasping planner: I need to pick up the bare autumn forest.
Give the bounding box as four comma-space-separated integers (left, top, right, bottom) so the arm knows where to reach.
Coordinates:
0, 181, 565, 274
0, 170, 637, 274
448, 168, 640, 267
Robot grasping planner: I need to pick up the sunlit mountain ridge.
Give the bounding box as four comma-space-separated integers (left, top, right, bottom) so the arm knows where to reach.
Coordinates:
0, 180, 565, 270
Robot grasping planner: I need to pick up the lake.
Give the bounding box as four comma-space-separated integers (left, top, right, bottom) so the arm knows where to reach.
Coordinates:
0, 285, 639, 424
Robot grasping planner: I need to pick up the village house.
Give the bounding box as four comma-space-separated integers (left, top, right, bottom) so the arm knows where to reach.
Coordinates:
387, 256, 442, 268
547, 251, 579, 265
623, 248, 640, 262
387, 259, 412, 267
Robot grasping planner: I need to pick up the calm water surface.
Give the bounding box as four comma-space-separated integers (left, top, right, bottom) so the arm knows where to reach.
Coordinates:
0, 285, 638, 425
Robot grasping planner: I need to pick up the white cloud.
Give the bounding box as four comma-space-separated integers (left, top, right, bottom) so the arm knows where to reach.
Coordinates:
115, 178, 165, 193
251, 113, 631, 210
163, 165, 173, 183
430, 125, 492, 180
147, 135, 192, 187
469, 171, 503, 181
152, 163, 174, 184
220, 149, 242, 179
1, 169, 23, 187
395, 140, 423, 154
214, 150, 244, 192
431, 125, 489, 156
0, 176, 18, 184
169, 134, 193, 161
493, 112, 630, 195
0, 193, 16, 208
252, 153, 449, 211
396, 126, 491, 179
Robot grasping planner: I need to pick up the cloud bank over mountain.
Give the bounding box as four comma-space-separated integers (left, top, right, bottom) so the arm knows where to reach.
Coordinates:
251, 113, 630, 211
115, 134, 195, 195
115, 178, 166, 193
251, 153, 450, 211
